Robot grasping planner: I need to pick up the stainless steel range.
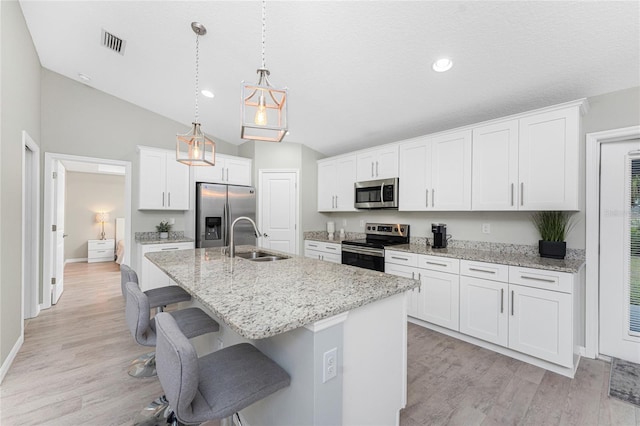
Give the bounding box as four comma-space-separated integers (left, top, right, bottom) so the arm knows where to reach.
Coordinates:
341, 223, 410, 272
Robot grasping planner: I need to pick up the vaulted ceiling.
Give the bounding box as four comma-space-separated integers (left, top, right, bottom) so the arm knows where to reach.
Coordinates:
20, 1, 640, 156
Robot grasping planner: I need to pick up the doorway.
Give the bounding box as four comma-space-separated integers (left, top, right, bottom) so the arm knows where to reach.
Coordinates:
586, 125, 640, 361
599, 138, 640, 363
258, 170, 299, 255
42, 153, 132, 310
22, 132, 40, 319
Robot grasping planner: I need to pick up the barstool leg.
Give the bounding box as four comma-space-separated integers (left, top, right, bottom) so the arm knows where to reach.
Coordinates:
133, 395, 171, 426
128, 352, 157, 378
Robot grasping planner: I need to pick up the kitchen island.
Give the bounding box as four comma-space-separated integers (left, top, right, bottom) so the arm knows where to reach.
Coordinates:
146, 246, 419, 426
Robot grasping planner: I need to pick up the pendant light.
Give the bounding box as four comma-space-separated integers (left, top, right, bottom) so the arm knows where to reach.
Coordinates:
241, 0, 288, 142
177, 22, 215, 166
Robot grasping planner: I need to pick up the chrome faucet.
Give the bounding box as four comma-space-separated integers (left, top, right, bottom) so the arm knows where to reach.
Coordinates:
229, 216, 262, 258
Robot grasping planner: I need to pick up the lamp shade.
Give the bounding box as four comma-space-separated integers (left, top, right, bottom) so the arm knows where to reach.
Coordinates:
95, 212, 109, 223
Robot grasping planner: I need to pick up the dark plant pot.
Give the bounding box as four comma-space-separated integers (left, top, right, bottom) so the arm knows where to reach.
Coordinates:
539, 240, 566, 259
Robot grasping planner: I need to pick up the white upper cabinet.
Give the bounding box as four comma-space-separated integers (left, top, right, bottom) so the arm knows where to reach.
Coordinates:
138, 146, 189, 210
472, 120, 520, 210
399, 131, 472, 211
193, 154, 252, 186
472, 104, 581, 211
518, 107, 579, 210
356, 145, 399, 181
318, 155, 357, 212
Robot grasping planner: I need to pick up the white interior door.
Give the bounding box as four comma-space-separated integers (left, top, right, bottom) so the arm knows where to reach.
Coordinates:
259, 170, 298, 255
52, 160, 66, 304
599, 139, 640, 363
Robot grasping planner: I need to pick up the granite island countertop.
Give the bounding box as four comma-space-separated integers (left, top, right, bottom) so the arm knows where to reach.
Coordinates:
136, 237, 195, 245
145, 246, 419, 340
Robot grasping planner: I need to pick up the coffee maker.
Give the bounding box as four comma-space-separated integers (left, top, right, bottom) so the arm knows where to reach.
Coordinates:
431, 223, 448, 248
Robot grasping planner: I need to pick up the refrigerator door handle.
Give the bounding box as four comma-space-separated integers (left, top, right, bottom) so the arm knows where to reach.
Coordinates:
223, 202, 229, 247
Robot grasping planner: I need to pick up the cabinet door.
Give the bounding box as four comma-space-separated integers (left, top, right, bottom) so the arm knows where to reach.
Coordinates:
194, 158, 226, 183
224, 157, 252, 186
459, 276, 508, 346
418, 269, 460, 330
356, 150, 377, 181
518, 107, 579, 210
430, 130, 472, 211
472, 120, 519, 210
335, 155, 357, 211
139, 149, 166, 209
164, 156, 190, 210
398, 137, 430, 211
508, 284, 573, 367
386, 263, 420, 318
317, 160, 337, 211
375, 145, 399, 179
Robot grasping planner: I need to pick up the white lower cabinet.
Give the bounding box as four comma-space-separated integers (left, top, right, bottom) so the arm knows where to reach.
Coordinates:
138, 242, 194, 291
459, 260, 575, 368
386, 250, 459, 331
304, 240, 341, 263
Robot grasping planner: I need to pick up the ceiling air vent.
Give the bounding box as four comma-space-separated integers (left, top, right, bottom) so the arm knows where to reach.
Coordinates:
101, 29, 126, 55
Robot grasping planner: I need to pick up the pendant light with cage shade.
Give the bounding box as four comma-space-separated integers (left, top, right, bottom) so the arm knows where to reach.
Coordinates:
176, 22, 215, 166
241, 0, 288, 142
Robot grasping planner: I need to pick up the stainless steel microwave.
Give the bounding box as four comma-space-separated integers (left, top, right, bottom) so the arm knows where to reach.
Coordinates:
354, 178, 399, 209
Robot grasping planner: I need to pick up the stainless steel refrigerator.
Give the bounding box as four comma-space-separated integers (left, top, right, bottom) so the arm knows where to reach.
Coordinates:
196, 183, 257, 248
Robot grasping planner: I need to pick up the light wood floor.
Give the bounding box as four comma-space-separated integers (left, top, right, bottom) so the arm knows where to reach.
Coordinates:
1, 262, 639, 425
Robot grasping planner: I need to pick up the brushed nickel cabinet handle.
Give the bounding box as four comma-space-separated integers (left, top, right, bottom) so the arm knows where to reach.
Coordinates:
371, 162, 374, 177
511, 290, 515, 316
376, 161, 379, 177
500, 288, 504, 313
391, 256, 409, 261
469, 267, 496, 274
426, 261, 447, 267
511, 183, 514, 206
168, 192, 171, 207
520, 183, 524, 206
426, 189, 429, 207
432, 189, 435, 207
520, 275, 556, 283
162, 192, 165, 207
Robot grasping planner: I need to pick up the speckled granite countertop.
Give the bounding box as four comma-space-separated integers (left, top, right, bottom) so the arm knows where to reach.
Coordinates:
387, 244, 585, 273
145, 246, 419, 340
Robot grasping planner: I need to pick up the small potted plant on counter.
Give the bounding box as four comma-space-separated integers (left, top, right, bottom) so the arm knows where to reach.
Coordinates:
156, 220, 172, 239
532, 211, 574, 259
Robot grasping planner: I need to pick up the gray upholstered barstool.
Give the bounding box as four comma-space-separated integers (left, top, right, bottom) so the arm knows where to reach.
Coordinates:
125, 282, 219, 379
120, 264, 192, 377
120, 264, 191, 311
153, 312, 290, 426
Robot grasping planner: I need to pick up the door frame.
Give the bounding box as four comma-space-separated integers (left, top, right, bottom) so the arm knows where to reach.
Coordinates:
42, 152, 132, 310
585, 125, 640, 358
22, 131, 40, 320
257, 169, 300, 255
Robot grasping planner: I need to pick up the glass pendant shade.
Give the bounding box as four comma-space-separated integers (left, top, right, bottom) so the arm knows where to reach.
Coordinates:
241, 70, 288, 142
176, 122, 216, 166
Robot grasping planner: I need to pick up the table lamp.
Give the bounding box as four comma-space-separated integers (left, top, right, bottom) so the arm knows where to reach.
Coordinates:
96, 212, 109, 240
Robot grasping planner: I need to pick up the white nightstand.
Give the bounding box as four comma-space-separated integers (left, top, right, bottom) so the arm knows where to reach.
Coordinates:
88, 239, 115, 263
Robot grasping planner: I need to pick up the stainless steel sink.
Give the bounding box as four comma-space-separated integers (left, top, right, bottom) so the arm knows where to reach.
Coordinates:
235, 251, 289, 262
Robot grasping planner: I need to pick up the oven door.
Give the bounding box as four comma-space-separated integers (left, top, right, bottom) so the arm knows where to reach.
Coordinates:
354, 178, 399, 209
341, 245, 385, 272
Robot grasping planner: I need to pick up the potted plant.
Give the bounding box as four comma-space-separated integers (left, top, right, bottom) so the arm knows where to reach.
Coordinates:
156, 220, 172, 239
531, 211, 574, 259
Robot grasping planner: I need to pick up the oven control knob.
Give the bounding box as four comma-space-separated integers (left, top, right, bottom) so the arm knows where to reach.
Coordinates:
400, 227, 405, 232
394, 227, 398, 232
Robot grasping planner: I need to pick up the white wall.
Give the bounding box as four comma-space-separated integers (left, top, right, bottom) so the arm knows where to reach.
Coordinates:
40, 69, 239, 273
0, 0, 41, 367
64, 172, 125, 260
321, 87, 640, 249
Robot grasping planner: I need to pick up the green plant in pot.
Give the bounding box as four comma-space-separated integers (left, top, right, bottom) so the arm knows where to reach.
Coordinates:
156, 220, 172, 239
531, 211, 574, 259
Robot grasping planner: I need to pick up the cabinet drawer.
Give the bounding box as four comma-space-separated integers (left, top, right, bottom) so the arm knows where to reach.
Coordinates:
385, 250, 418, 267
143, 242, 195, 254
304, 240, 341, 253
460, 260, 509, 283
509, 266, 573, 294
418, 255, 459, 274
88, 239, 114, 250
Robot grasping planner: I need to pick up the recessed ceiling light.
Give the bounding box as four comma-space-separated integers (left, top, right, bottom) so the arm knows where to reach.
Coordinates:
201, 89, 215, 98
78, 73, 92, 82
432, 58, 453, 72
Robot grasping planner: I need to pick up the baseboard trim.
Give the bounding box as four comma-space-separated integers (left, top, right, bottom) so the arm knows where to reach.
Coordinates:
0, 334, 24, 384
65, 258, 88, 265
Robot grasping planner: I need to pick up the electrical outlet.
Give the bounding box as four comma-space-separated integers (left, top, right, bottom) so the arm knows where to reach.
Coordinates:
323, 347, 337, 383
482, 223, 491, 234
359, 220, 365, 228
216, 338, 224, 350
169, 218, 175, 225
342, 219, 347, 227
